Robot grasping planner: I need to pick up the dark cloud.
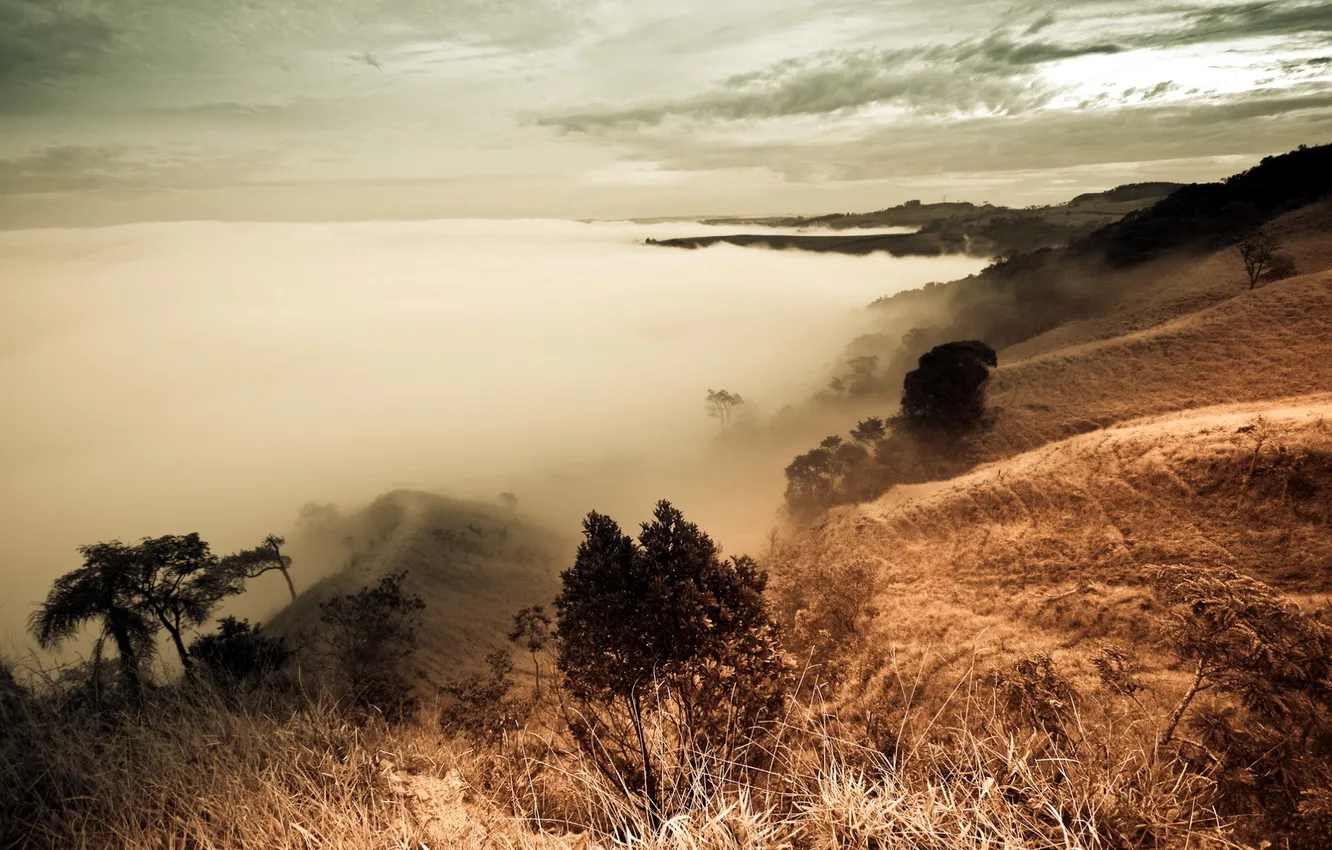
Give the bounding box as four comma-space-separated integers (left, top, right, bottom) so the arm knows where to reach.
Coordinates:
621, 87, 1332, 183
0, 1, 117, 100
1172, 0, 1332, 43
542, 1, 1332, 133
541, 34, 1117, 131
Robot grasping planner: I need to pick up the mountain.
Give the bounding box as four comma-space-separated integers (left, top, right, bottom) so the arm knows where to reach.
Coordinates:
648, 182, 1186, 257
268, 490, 570, 680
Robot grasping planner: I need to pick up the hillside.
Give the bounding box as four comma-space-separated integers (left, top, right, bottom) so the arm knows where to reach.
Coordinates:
268, 490, 570, 680
651, 182, 1183, 258
774, 397, 1332, 680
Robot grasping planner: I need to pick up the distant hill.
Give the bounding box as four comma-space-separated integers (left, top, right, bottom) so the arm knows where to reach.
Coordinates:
650, 182, 1186, 258
268, 490, 569, 681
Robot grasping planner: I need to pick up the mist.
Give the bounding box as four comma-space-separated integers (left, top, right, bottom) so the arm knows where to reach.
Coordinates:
0, 218, 986, 651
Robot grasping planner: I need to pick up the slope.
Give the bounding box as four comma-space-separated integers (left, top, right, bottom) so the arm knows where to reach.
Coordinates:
268, 490, 570, 682
775, 398, 1332, 679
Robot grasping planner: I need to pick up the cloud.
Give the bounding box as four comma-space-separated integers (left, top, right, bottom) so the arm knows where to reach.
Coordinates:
620, 86, 1332, 183
0, 1, 117, 99
0, 144, 280, 193
540, 34, 1117, 131
541, 1, 1332, 133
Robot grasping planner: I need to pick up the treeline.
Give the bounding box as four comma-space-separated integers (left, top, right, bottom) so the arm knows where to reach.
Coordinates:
785, 340, 997, 518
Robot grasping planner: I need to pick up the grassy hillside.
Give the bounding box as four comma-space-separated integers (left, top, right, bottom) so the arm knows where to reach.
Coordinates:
269, 490, 569, 680
771, 397, 1332, 743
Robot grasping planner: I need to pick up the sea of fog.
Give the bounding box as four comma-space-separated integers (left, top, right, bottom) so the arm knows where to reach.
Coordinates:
0, 218, 986, 649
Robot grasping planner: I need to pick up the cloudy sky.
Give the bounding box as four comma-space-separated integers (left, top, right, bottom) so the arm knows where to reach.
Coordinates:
2, 0, 1330, 223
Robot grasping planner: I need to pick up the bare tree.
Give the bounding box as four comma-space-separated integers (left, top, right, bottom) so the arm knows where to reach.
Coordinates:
704, 389, 745, 430
1238, 231, 1277, 290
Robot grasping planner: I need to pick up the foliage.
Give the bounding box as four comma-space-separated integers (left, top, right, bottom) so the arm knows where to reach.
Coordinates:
900, 340, 998, 438
508, 605, 553, 694
317, 570, 426, 718
187, 617, 292, 685
439, 649, 525, 742
28, 533, 249, 696
785, 341, 996, 519
554, 501, 791, 811
220, 534, 296, 601
989, 653, 1078, 746
1151, 564, 1332, 847
704, 389, 745, 430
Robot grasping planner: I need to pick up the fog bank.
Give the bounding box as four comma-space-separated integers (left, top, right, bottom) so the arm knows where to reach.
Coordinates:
0, 218, 986, 649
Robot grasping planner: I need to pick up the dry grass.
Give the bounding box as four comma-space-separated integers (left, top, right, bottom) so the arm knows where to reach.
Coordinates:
1, 657, 1244, 850
771, 399, 1332, 704
983, 269, 1332, 462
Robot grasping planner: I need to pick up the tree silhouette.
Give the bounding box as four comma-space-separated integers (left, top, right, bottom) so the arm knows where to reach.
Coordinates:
704, 389, 745, 430
318, 571, 425, 716
900, 340, 997, 437
1238, 231, 1277, 290
29, 542, 161, 699
508, 605, 553, 695
30, 533, 245, 688
132, 534, 246, 670
221, 534, 296, 602
555, 501, 788, 817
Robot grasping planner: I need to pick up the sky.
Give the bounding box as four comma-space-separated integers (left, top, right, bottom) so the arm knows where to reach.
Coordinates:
1, 0, 1331, 223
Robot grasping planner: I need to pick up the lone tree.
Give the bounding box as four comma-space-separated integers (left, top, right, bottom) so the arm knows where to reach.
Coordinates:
29, 544, 161, 699
318, 570, 426, 716
508, 605, 553, 695
900, 340, 998, 437
1238, 231, 1278, 289
555, 501, 789, 817
221, 534, 296, 602
704, 389, 745, 430
30, 533, 246, 689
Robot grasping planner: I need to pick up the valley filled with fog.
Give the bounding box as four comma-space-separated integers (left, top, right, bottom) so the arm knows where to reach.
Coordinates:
0, 219, 986, 649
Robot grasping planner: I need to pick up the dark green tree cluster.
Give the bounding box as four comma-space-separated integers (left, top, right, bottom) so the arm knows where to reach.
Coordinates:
785, 341, 997, 518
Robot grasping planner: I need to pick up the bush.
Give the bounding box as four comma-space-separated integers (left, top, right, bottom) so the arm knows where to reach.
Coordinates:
554, 501, 792, 813
187, 617, 291, 686
1151, 564, 1332, 848
317, 571, 426, 719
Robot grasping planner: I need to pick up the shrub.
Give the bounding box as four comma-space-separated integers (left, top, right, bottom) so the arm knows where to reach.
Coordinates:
554, 501, 792, 814
1151, 564, 1332, 848
187, 617, 292, 686
317, 571, 426, 719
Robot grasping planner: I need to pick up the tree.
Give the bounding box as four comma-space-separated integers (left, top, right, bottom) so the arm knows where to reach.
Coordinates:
188, 617, 291, 684
508, 605, 553, 695
28, 543, 160, 699
30, 533, 244, 687
318, 571, 426, 716
221, 534, 296, 602
850, 416, 887, 446
555, 501, 790, 816
900, 340, 997, 437
498, 492, 519, 512
704, 389, 745, 430
131, 534, 247, 671
1238, 231, 1277, 289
